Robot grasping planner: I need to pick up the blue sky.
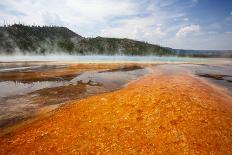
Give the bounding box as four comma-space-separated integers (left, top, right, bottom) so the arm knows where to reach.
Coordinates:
0, 0, 232, 50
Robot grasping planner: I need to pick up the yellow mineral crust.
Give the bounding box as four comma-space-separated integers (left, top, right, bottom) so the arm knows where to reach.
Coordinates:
0, 70, 232, 154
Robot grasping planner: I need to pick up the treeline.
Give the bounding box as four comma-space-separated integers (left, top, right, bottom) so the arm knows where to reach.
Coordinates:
73, 37, 173, 55
0, 24, 174, 56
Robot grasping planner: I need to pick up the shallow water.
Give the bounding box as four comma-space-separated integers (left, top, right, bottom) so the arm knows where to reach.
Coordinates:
71, 69, 148, 91
0, 64, 149, 128
181, 64, 232, 94
0, 81, 68, 98
0, 63, 67, 73
159, 63, 232, 94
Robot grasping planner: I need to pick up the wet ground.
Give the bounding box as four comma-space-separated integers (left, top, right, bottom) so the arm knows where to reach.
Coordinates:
0, 60, 232, 139
179, 63, 232, 94
0, 63, 150, 129
0, 61, 232, 154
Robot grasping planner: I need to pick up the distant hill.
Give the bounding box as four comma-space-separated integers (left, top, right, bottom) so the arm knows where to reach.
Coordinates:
76, 37, 173, 55
171, 49, 232, 58
0, 24, 173, 56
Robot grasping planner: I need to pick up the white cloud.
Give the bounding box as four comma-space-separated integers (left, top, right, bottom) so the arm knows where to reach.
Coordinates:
0, 0, 188, 39
100, 16, 166, 41
183, 18, 189, 21
176, 25, 200, 37
1, 0, 231, 50
170, 31, 232, 50
0, 0, 139, 28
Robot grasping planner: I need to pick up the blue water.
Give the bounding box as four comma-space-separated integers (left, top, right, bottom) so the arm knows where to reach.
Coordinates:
0, 55, 206, 63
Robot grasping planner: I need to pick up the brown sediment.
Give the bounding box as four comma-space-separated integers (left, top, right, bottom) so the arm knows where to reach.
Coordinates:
197, 73, 231, 80
29, 80, 103, 106
99, 65, 143, 73
198, 73, 232, 83
0, 63, 142, 82
0, 67, 232, 154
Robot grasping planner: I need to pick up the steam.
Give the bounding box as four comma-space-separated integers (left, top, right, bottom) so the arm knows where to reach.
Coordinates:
0, 35, 79, 55
0, 54, 207, 63
0, 24, 83, 56
1, 25, 231, 58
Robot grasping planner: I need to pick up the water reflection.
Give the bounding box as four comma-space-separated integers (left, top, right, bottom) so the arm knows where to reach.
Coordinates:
179, 64, 232, 93
0, 81, 68, 98
0, 66, 149, 129
71, 68, 149, 91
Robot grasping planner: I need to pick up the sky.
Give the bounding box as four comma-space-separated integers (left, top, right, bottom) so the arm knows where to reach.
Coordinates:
0, 0, 232, 50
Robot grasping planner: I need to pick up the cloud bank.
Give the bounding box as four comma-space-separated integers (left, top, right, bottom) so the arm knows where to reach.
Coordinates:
176, 25, 200, 38
0, 0, 232, 50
